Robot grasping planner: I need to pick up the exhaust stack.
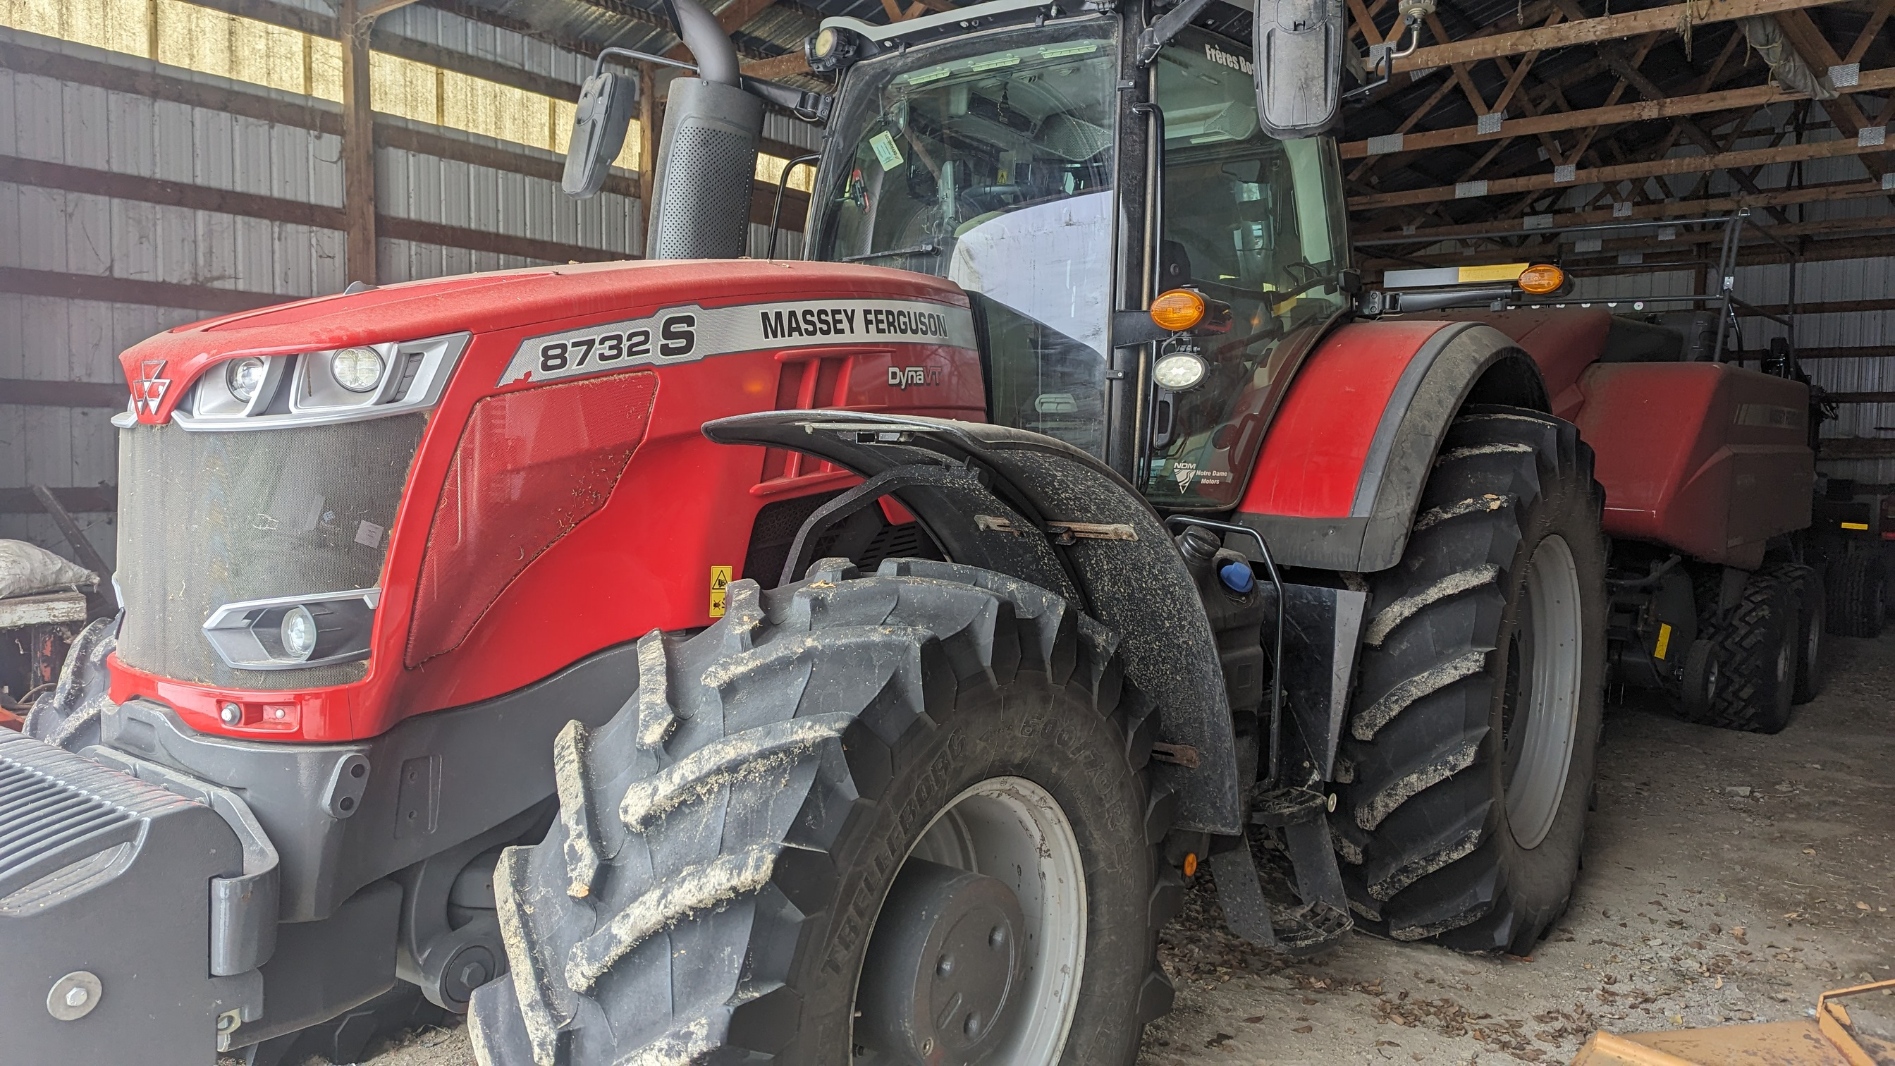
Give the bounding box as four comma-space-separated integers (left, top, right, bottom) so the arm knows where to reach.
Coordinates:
646, 0, 764, 260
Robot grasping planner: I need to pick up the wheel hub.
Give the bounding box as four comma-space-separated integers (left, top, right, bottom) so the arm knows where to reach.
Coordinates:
856, 859, 1026, 1065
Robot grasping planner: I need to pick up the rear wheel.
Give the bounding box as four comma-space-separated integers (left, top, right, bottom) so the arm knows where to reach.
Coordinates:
1826, 551, 1887, 638
1783, 563, 1824, 705
1331, 407, 1606, 953
1690, 569, 1799, 733
467, 559, 1172, 1066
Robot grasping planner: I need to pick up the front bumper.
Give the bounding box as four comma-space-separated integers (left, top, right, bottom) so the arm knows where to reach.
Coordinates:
0, 730, 275, 1064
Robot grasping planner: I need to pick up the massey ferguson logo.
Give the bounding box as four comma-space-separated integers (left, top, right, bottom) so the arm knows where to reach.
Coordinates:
888, 365, 944, 390
130, 359, 170, 415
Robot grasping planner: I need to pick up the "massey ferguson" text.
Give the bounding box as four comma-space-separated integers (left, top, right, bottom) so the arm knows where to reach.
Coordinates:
759, 306, 950, 341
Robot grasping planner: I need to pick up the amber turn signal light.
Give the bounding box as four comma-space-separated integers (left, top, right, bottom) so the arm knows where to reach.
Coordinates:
1150, 289, 1208, 332
1517, 263, 1566, 295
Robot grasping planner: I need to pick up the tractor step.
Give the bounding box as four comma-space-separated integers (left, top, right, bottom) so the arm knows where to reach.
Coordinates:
1269, 899, 1354, 955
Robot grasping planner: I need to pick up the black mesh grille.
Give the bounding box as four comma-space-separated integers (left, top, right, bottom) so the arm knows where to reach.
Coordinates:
116, 416, 426, 689
654, 124, 755, 259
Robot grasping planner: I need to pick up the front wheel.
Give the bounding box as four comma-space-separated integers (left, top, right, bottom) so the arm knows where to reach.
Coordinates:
468, 559, 1173, 1066
1332, 407, 1606, 954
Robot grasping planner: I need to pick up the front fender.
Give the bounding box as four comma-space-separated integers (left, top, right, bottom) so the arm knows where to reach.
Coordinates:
1234, 320, 1547, 572
703, 412, 1244, 835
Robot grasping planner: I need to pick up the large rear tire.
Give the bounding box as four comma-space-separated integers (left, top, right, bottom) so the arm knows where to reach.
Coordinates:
1331, 407, 1606, 954
467, 559, 1173, 1066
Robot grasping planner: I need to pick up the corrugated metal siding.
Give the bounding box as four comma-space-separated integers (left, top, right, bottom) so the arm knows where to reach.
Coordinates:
0, 25, 645, 569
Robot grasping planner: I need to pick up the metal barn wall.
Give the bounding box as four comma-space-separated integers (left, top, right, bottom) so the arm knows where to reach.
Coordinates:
0, 11, 647, 571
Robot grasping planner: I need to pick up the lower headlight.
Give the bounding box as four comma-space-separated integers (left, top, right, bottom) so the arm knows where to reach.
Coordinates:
280, 605, 317, 661
331, 346, 386, 393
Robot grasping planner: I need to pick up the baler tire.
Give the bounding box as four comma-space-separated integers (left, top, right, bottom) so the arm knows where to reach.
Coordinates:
466, 558, 1170, 1066
1331, 406, 1606, 955
1782, 563, 1824, 705
1825, 551, 1887, 638
1692, 570, 1800, 734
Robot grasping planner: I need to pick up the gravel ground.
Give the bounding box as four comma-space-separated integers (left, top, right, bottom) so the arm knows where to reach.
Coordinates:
354, 632, 1894, 1066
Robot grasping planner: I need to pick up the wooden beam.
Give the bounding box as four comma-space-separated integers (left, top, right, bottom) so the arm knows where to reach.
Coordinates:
741, 52, 811, 79
341, 0, 377, 286
1392, 0, 1849, 73
0, 268, 280, 313
1350, 133, 1890, 210
1354, 177, 1893, 244
0, 487, 116, 515
1, 156, 631, 263
1340, 68, 1895, 159
1816, 437, 1895, 458
0, 379, 126, 408
1827, 392, 1895, 402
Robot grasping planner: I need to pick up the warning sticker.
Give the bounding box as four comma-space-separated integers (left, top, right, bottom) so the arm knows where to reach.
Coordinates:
709, 565, 733, 618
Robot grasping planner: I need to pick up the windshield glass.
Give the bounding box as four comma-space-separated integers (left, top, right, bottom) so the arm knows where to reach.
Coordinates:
811, 21, 1119, 456
1140, 29, 1351, 509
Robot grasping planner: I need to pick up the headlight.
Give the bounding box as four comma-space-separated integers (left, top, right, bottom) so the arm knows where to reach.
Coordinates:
331, 346, 386, 393
226, 357, 268, 402
1153, 351, 1209, 391
280, 605, 318, 661
202, 588, 379, 670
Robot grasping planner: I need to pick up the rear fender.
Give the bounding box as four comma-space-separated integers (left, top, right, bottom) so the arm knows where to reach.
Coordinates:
1234, 321, 1548, 573
703, 411, 1244, 834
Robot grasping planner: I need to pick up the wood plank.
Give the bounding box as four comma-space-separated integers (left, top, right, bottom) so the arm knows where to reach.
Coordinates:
1350, 134, 1891, 210
0, 268, 279, 314
0, 155, 347, 229
341, 0, 378, 286
1826, 392, 1895, 402
1339, 68, 1895, 159
1392, 0, 1850, 73
0, 487, 115, 515
378, 218, 627, 263
0, 380, 126, 408
741, 52, 812, 80
1817, 437, 1895, 458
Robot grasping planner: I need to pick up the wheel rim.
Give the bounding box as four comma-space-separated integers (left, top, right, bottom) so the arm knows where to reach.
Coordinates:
1503, 535, 1584, 850
852, 776, 1086, 1066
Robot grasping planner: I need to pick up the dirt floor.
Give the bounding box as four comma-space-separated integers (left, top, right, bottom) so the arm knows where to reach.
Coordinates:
354, 632, 1894, 1066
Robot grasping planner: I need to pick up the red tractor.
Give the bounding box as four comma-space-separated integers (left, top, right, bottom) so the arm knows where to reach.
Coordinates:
5, 0, 1816, 1063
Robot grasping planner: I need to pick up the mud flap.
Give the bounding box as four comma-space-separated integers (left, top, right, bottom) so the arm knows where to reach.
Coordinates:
0, 731, 273, 1065
703, 411, 1244, 834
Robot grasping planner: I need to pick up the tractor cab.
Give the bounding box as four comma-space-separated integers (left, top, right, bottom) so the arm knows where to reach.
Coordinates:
807, 7, 1354, 509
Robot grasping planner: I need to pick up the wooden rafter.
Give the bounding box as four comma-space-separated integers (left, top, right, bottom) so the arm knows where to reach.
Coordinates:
1351, 134, 1892, 210
1390, 0, 1849, 73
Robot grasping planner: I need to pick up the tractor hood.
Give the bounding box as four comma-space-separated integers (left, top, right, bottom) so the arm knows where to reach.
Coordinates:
117, 259, 971, 424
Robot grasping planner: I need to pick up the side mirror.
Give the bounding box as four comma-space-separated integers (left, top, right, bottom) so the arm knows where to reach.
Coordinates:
1252, 0, 1344, 139
562, 71, 635, 198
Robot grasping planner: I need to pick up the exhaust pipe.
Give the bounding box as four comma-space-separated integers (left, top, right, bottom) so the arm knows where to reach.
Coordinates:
646, 0, 764, 260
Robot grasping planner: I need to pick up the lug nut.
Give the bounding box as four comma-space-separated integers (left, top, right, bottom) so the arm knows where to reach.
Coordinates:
220, 702, 241, 724
64, 987, 87, 1007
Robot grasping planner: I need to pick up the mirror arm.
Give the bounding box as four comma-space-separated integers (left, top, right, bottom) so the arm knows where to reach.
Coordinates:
592, 46, 698, 77
589, 48, 830, 120
1136, 0, 1218, 66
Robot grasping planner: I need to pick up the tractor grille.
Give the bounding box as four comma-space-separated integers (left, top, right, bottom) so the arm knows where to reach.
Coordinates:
0, 733, 158, 898
115, 416, 426, 688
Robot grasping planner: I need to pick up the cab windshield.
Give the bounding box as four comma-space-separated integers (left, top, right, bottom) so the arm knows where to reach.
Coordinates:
811, 21, 1119, 457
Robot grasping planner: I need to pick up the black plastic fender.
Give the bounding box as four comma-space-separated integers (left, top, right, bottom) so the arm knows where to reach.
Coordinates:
703, 411, 1245, 835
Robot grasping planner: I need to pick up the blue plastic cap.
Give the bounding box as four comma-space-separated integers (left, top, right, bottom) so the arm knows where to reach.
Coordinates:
1218, 560, 1256, 594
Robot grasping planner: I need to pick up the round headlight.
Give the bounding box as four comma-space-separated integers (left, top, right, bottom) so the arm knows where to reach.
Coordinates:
331, 347, 386, 393
226, 357, 268, 403
1152, 351, 1209, 391
280, 606, 317, 661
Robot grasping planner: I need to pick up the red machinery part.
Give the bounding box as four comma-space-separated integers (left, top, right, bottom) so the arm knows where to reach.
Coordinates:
108, 262, 987, 742
1570, 361, 1815, 568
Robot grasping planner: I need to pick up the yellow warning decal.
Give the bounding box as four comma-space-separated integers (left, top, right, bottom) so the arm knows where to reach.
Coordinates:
709, 565, 733, 617
1457, 262, 1531, 283
1654, 622, 1672, 661
1842, 521, 1870, 531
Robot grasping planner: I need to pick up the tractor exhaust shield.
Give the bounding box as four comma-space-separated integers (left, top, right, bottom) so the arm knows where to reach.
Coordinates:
646, 77, 764, 260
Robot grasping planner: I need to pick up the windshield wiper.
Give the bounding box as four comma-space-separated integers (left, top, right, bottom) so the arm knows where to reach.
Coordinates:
844, 242, 941, 263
